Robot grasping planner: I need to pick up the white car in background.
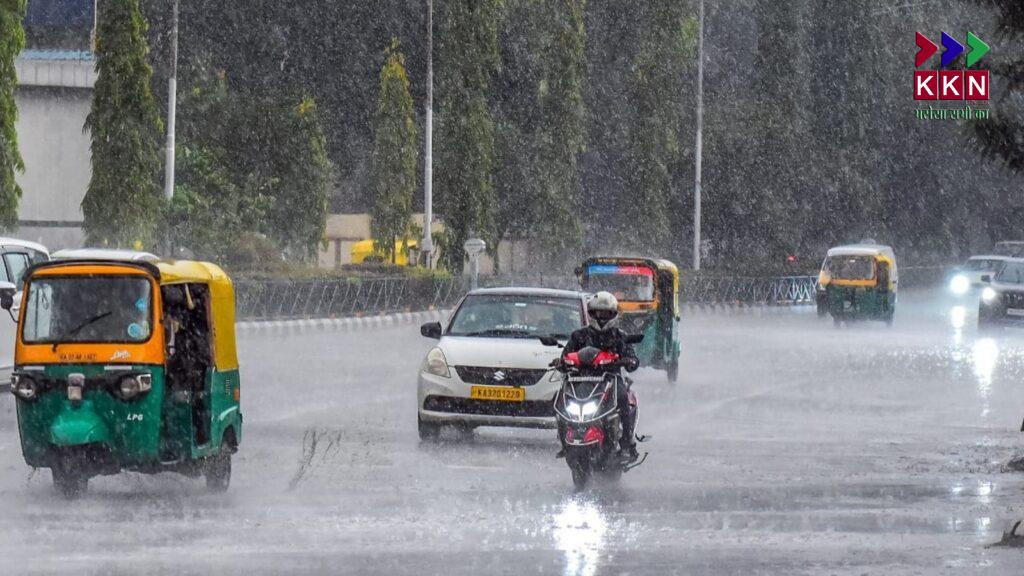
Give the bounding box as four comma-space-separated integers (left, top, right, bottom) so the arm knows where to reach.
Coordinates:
416, 287, 588, 439
948, 254, 1011, 297
0, 238, 50, 375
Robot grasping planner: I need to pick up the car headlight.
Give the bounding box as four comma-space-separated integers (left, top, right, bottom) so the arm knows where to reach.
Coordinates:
11, 374, 37, 401
949, 274, 970, 295
423, 347, 450, 378
982, 287, 997, 303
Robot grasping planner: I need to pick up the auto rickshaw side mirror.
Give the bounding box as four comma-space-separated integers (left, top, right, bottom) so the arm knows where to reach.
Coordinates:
981, 274, 992, 284
625, 334, 644, 345
0, 281, 16, 313
420, 321, 442, 339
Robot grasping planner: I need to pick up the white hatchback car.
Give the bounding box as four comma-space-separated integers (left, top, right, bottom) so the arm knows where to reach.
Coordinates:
417, 287, 588, 439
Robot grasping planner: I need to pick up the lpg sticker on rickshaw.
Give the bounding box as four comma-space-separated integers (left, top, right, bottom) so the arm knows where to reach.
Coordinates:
127, 413, 144, 422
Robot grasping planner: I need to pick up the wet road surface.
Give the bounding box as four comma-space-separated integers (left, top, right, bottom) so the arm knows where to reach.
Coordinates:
2, 290, 1024, 574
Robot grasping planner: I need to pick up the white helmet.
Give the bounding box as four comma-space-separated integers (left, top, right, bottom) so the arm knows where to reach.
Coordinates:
588, 291, 619, 331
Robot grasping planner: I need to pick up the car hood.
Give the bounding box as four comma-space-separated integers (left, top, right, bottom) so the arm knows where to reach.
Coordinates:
438, 336, 563, 368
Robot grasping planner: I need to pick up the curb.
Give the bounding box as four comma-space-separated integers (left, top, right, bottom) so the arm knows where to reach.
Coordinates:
235, 309, 451, 337
683, 303, 815, 316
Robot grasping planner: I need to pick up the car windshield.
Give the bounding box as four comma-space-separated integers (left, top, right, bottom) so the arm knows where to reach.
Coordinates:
447, 295, 583, 338
22, 276, 154, 344
584, 269, 655, 301
993, 242, 1024, 257
826, 255, 875, 280
965, 258, 1005, 272
996, 262, 1024, 285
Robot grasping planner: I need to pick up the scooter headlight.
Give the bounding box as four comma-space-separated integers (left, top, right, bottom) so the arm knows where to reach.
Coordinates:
982, 287, 998, 303
949, 274, 970, 295
566, 400, 583, 420
11, 374, 37, 401
119, 374, 152, 400
580, 400, 600, 418
423, 347, 450, 378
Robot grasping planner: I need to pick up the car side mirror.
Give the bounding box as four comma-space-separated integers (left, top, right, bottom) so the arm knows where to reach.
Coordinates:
981, 275, 992, 284
0, 281, 16, 311
420, 321, 442, 339
625, 334, 644, 345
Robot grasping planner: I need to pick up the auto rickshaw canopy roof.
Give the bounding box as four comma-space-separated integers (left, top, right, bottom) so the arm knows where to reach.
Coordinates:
24, 256, 238, 371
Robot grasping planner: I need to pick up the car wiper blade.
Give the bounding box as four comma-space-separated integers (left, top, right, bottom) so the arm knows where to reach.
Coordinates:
462, 329, 532, 337
52, 311, 113, 351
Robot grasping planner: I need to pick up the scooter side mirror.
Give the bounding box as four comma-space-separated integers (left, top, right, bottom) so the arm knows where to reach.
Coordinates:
538, 335, 559, 347
420, 321, 442, 339
624, 334, 644, 345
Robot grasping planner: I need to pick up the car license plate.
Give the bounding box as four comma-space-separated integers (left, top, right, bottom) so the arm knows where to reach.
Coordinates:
1008, 309, 1024, 317
470, 385, 525, 402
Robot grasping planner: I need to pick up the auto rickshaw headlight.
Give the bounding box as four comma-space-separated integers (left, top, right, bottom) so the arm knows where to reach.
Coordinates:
11, 375, 37, 401
119, 374, 152, 400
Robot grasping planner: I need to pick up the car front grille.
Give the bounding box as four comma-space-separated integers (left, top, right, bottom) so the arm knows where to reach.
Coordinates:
423, 395, 555, 418
454, 366, 547, 386
1004, 291, 1024, 309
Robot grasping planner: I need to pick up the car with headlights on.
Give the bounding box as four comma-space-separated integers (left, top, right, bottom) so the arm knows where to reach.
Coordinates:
978, 258, 1024, 327
417, 287, 588, 439
948, 255, 1011, 297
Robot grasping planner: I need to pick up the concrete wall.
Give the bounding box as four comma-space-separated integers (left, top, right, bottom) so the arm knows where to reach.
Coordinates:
12, 56, 95, 251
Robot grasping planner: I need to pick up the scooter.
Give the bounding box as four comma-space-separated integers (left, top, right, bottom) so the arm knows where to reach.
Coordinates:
540, 335, 648, 489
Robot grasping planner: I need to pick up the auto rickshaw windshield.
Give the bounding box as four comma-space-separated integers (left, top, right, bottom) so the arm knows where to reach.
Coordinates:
825, 256, 875, 281
22, 276, 154, 344
586, 267, 655, 301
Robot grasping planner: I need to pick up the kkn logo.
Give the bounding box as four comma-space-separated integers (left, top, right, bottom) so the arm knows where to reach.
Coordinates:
914, 32, 989, 101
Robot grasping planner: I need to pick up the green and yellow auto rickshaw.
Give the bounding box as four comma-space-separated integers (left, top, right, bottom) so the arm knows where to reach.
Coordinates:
3, 254, 242, 497
816, 243, 898, 327
577, 257, 681, 381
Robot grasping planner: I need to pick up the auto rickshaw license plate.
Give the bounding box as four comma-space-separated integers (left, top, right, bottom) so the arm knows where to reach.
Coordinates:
470, 386, 525, 402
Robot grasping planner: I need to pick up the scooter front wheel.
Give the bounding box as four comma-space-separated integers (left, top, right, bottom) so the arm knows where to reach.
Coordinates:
567, 450, 592, 490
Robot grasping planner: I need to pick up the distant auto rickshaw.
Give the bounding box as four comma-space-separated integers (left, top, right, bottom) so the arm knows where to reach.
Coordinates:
577, 257, 681, 382
816, 244, 898, 326
350, 238, 418, 265
4, 253, 242, 497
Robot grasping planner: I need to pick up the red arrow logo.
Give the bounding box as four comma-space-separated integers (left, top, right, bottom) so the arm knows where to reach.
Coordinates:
916, 32, 938, 67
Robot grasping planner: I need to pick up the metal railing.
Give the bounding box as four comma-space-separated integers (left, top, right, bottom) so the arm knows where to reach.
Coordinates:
683, 275, 818, 305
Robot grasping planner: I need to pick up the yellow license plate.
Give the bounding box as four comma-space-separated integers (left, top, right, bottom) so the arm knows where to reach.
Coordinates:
470, 386, 525, 402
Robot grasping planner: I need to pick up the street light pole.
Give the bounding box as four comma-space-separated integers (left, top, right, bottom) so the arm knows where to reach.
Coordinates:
163, 0, 179, 202
421, 0, 435, 268
693, 0, 704, 271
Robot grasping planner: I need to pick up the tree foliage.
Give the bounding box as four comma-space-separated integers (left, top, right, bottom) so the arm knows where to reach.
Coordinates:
370, 40, 418, 264
436, 0, 502, 272
0, 0, 25, 231
83, 0, 163, 248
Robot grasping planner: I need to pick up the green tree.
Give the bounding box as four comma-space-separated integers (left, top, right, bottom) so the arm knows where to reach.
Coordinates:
83, 0, 162, 247
532, 0, 587, 264
0, 0, 26, 231
625, 3, 696, 254
437, 0, 502, 272
369, 40, 418, 264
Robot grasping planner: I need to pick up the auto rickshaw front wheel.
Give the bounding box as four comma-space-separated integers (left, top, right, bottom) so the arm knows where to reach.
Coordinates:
51, 461, 88, 500
666, 358, 679, 383
204, 439, 233, 493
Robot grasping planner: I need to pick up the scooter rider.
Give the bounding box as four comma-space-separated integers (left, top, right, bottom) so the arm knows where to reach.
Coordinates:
558, 291, 640, 460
